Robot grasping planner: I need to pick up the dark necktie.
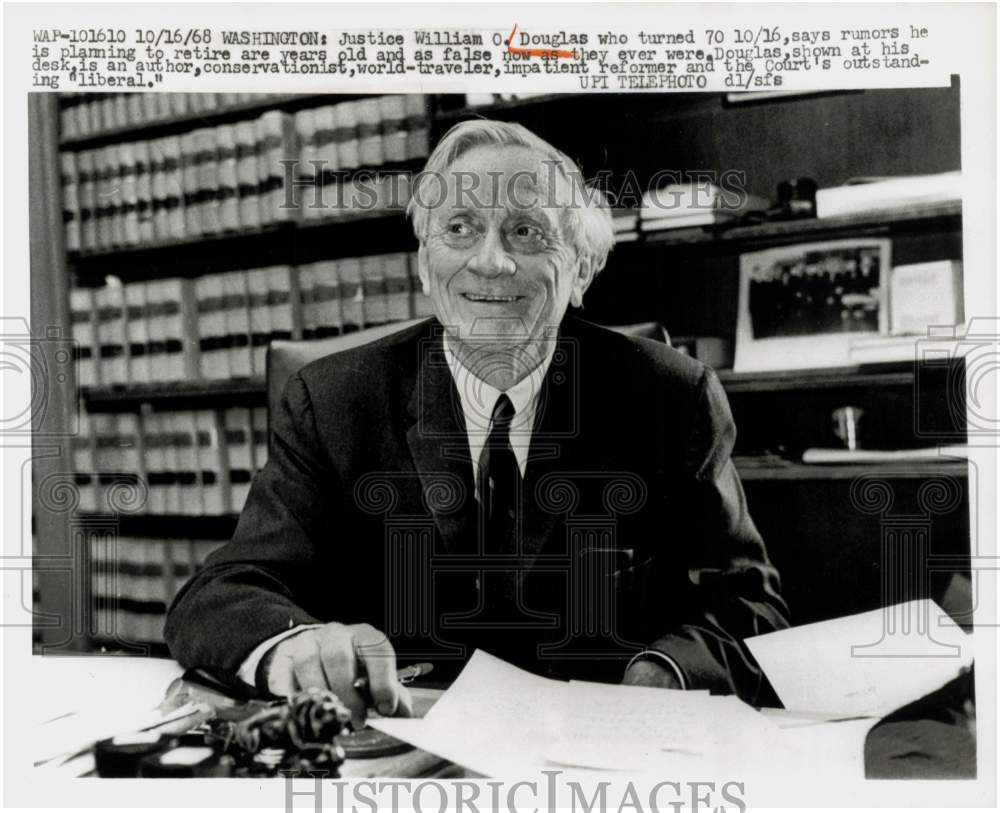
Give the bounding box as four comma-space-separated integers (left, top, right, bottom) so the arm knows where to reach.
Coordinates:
478, 393, 520, 554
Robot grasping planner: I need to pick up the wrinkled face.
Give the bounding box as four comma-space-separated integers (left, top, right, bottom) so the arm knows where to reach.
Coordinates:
417, 145, 594, 362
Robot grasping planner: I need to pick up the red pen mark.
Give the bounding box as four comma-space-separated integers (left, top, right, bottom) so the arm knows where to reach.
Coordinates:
506, 24, 576, 59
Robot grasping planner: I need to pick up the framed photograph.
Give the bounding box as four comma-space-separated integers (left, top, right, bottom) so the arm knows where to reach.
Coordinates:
734, 238, 891, 372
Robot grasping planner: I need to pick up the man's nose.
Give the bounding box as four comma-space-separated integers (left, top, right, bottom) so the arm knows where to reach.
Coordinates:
466, 227, 516, 278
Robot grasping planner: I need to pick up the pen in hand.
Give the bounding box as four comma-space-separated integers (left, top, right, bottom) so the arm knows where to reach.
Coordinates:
352, 662, 434, 711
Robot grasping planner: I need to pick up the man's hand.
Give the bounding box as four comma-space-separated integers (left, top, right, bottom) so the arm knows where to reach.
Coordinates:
622, 657, 683, 690
262, 622, 413, 727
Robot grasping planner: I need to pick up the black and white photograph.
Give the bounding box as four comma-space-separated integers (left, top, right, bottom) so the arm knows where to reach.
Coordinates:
3, 3, 996, 811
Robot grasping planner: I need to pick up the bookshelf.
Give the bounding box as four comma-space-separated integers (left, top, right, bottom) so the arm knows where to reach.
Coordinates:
33, 85, 969, 653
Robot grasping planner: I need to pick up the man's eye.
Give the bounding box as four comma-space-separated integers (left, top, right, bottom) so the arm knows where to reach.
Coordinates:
448, 222, 474, 236
510, 223, 546, 242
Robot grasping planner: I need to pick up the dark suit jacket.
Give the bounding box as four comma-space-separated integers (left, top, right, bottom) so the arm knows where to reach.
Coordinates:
165, 316, 789, 702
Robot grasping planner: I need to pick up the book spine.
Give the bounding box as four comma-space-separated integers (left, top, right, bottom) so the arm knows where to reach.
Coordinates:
77, 149, 98, 251
117, 413, 145, 512
93, 146, 112, 249
150, 138, 169, 241
334, 101, 360, 171
257, 110, 297, 224
126, 93, 144, 128
124, 281, 150, 385
379, 95, 408, 164
223, 407, 254, 513
91, 412, 111, 512
385, 252, 413, 322
339, 257, 365, 331
161, 135, 186, 240
61, 151, 81, 252
181, 131, 203, 238
198, 127, 222, 235
72, 409, 98, 513
216, 124, 240, 232
404, 95, 430, 160
172, 411, 202, 515
109, 144, 128, 248
142, 411, 165, 514
96, 282, 128, 386
357, 98, 384, 168
160, 278, 195, 382
224, 270, 253, 379
144, 281, 165, 384
60, 100, 79, 141
118, 142, 140, 246
145, 537, 169, 643
267, 266, 294, 342
140, 93, 158, 124
70, 287, 98, 389
361, 255, 388, 327
235, 120, 261, 231
312, 261, 343, 337
133, 140, 155, 245
161, 410, 181, 515
195, 409, 226, 515
197, 274, 229, 380
246, 268, 273, 377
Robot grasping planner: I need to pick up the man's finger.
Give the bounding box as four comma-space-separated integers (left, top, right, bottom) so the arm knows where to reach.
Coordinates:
316, 626, 366, 727
352, 624, 400, 716
394, 684, 414, 718
290, 635, 330, 692
267, 646, 297, 697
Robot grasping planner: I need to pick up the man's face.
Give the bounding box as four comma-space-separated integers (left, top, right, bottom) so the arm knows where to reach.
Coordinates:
418, 144, 593, 359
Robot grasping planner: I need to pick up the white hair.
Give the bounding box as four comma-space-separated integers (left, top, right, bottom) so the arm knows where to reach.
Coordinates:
405, 119, 615, 274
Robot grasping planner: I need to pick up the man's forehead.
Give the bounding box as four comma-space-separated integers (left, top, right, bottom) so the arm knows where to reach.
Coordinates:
436, 144, 573, 214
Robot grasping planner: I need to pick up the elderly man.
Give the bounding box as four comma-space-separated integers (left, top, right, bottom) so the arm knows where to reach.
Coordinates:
165, 119, 788, 724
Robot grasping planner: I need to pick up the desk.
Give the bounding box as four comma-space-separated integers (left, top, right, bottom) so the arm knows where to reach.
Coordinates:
31, 654, 976, 783
31, 655, 457, 778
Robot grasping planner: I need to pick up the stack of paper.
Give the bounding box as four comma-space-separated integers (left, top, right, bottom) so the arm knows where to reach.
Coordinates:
612, 208, 639, 243
640, 182, 769, 232
374, 600, 973, 778
372, 650, 777, 776
745, 599, 973, 717
816, 172, 961, 218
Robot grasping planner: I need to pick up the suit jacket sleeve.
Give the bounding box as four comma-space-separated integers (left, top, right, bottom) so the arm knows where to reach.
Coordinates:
648, 366, 789, 704
164, 372, 336, 678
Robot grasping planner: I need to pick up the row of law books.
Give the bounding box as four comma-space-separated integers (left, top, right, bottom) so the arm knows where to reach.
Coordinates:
70, 251, 432, 388
71, 406, 269, 516
90, 535, 225, 646
61, 91, 279, 140
61, 96, 430, 252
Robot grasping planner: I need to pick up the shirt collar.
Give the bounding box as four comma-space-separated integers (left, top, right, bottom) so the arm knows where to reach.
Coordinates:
443, 334, 556, 434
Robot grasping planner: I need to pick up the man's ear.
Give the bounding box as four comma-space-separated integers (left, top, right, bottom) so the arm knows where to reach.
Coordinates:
569, 255, 596, 309
416, 244, 431, 295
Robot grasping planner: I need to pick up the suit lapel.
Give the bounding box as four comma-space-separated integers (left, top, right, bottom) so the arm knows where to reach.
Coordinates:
403, 324, 478, 554
519, 322, 586, 564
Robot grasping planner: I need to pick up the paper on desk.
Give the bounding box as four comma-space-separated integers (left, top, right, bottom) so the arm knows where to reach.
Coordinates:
745, 599, 973, 717
33, 702, 206, 767
30, 656, 186, 766
543, 680, 775, 773
371, 650, 565, 775
371, 650, 776, 776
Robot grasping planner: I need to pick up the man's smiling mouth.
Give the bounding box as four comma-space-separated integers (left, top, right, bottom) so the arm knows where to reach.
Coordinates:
462, 293, 524, 303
